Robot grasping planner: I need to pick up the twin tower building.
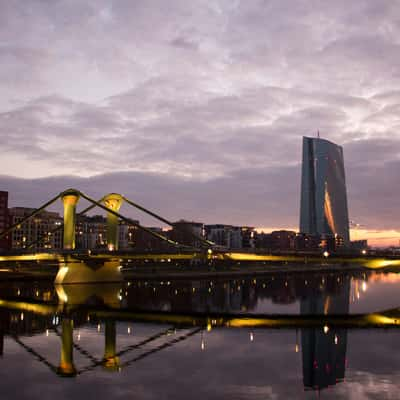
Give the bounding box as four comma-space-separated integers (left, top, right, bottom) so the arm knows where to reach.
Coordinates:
299, 136, 350, 246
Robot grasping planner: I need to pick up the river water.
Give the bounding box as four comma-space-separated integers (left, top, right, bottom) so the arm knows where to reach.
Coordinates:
0, 268, 399, 399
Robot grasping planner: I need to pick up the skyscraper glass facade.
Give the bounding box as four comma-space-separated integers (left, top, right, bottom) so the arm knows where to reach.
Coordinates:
300, 137, 350, 245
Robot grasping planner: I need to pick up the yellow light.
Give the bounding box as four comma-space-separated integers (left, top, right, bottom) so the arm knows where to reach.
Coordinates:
362, 281, 367, 292
323, 325, 329, 334
323, 251, 329, 258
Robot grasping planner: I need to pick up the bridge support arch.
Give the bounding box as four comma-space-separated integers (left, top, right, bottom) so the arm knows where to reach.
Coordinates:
61, 189, 80, 250
103, 193, 124, 251
55, 259, 123, 285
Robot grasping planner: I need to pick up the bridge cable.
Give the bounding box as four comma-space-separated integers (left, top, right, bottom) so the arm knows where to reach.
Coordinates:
122, 196, 214, 249
11, 335, 58, 374
26, 200, 101, 250
77, 325, 176, 374
78, 191, 191, 250
52, 326, 100, 365
0, 193, 62, 240
119, 327, 202, 369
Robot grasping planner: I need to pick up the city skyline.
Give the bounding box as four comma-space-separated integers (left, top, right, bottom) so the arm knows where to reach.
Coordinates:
1, 1, 400, 246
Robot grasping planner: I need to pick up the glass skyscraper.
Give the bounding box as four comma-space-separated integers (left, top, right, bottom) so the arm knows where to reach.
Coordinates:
299, 136, 350, 245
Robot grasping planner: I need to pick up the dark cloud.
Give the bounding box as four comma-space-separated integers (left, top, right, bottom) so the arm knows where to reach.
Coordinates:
0, 0, 399, 233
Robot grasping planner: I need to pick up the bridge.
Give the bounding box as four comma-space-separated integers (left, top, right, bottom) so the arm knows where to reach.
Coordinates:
0, 188, 400, 284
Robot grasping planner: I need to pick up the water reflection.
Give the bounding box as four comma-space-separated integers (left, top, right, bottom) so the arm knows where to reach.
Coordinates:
0, 267, 399, 398
301, 276, 350, 391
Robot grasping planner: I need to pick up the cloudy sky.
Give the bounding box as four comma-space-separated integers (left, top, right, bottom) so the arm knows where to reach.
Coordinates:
1, 0, 399, 246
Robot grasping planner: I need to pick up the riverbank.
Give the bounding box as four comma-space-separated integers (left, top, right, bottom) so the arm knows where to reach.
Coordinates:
0, 259, 399, 282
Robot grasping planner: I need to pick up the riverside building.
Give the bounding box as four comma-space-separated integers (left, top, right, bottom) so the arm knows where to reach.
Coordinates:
0, 191, 10, 250
8, 207, 63, 250
299, 136, 350, 247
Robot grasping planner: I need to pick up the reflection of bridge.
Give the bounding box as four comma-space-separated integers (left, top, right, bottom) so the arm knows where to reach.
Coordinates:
1, 298, 400, 380
0, 277, 400, 385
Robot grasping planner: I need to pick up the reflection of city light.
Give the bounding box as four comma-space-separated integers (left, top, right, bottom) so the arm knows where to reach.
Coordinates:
97, 324, 101, 332
250, 332, 254, 342
77, 332, 81, 341
362, 281, 367, 292
295, 344, 299, 353
334, 334, 338, 345
20, 312, 24, 321
323, 325, 329, 334
323, 251, 329, 258
46, 329, 49, 337
201, 339, 205, 350
128, 326, 131, 335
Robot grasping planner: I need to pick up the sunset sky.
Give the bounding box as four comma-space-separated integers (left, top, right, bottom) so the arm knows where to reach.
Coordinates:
0, 1, 399, 247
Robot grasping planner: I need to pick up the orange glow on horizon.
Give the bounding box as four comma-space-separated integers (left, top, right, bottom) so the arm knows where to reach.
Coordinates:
255, 227, 400, 248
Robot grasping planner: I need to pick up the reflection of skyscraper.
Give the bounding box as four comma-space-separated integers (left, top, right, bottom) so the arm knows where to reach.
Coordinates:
301, 276, 350, 391
300, 137, 350, 245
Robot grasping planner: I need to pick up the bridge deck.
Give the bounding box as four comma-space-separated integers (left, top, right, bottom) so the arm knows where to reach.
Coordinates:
0, 251, 399, 270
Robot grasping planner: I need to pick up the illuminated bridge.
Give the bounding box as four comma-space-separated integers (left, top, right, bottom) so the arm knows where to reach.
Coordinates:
0, 188, 399, 284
